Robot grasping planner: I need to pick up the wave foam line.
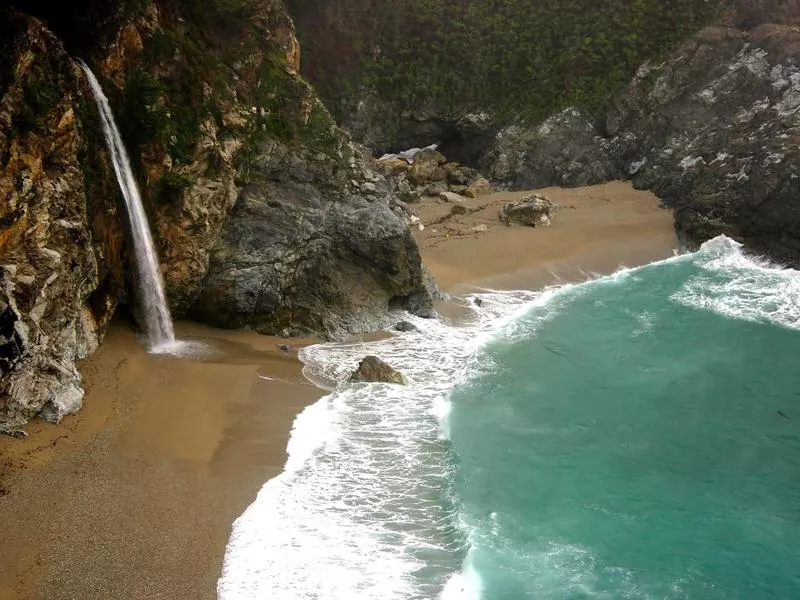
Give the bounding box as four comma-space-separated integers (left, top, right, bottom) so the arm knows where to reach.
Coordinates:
674, 235, 800, 331
217, 290, 540, 600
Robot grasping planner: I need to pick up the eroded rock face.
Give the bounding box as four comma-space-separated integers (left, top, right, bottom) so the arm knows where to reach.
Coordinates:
609, 25, 800, 262
499, 194, 559, 228
480, 17, 800, 265
349, 355, 407, 385
192, 140, 434, 337
0, 11, 125, 429
481, 108, 624, 190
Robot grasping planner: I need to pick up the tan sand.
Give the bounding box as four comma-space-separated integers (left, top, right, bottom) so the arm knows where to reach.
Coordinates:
0, 322, 321, 600
415, 181, 677, 295
0, 181, 677, 600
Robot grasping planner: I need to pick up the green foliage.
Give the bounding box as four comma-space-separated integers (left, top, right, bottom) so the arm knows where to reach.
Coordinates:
305, 105, 339, 155
288, 0, 723, 122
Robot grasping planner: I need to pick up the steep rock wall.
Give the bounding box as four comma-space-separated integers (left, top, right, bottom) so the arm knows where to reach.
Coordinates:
0, 10, 125, 429
0, 0, 433, 429
480, 8, 800, 265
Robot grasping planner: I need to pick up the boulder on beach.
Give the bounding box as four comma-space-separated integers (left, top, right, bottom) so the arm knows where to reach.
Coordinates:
465, 177, 494, 198
439, 191, 467, 203
499, 193, 559, 227
349, 356, 408, 385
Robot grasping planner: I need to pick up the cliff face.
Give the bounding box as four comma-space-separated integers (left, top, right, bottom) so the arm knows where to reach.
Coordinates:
480, 5, 800, 265
0, 11, 125, 428
285, 0, 722, 161
0, 1, 433, 429
608, 23, 800, 263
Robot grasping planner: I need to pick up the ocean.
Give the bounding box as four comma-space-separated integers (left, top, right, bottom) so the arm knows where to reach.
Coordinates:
217, 236, 800, 600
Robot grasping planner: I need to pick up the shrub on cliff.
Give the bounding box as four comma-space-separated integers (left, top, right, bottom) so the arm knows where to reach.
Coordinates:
287, 0, 723, 123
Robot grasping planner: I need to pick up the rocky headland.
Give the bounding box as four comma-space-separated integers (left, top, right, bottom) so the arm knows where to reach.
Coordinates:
0, 0, 434, 430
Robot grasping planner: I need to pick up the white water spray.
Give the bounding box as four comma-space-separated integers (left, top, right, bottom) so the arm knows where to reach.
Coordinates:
78, 61, 175, 351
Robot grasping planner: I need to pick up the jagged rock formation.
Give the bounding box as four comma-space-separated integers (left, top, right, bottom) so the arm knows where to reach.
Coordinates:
481, 108, 625, 190
480, 3, 800, 265
608, 24, 800, 262
374, 148, 493, 203
0, 1, 434, 429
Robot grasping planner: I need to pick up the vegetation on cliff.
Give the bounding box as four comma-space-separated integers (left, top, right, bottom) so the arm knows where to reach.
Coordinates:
287, 0, 723, 124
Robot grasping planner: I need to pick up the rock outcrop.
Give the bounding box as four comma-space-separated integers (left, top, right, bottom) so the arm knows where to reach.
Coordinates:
191, 140, 434, 336
374, 147, 493, 203
499, 194, 559, 228
481, 108, 624, 190
349, 355, 407, 385
0, 1, 434, 429
0, 10, 126, 429
480, 9, 800, 266
608, 23, 800, 263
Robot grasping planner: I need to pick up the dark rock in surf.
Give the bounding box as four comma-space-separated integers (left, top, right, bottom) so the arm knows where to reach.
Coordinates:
393, 321, 418, 332
349, 356, 407, 385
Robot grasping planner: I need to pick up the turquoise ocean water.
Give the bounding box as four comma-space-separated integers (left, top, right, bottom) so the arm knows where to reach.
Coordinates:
449, 237, 800, 599
219, 237, 800, 600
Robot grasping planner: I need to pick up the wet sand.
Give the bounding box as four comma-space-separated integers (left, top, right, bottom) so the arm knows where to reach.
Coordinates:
0, 323, 322, 600
0, 181, 677, 599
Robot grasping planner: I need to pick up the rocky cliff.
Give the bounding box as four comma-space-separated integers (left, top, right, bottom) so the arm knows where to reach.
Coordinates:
285, 0, 721, 162
482, 3, 800, 265
0, 1, 433, 430
0, 11, 125, 429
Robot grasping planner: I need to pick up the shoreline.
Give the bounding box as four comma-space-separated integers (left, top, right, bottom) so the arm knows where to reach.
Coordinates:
0, 323, 323, 599
0, 181, 677, 599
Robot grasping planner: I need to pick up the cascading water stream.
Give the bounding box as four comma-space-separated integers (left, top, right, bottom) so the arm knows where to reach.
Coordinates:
78, 61, 176, 351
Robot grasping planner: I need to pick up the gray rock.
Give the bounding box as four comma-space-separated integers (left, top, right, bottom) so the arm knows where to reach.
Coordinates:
480, 108, 624, 190
606, 24, 800, 262
423, 182, 448, 196
499, 194, 559, 227
191, 138, 434, 338
393, 320, 418, 332
439, 191, 467, 203
349, 356, 407, 385
446, 165, 481, 186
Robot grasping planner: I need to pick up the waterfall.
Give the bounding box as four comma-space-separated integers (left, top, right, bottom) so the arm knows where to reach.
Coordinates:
78, 61, 176, 351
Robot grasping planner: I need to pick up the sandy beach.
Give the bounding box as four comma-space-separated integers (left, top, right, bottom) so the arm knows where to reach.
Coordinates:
0, 181, 677, 599
414, 182, 677, 293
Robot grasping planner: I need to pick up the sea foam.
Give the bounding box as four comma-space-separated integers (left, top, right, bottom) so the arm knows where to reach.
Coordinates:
218, 235, 796, 600
217, 290, 539, 600
674, 235, 800, 330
